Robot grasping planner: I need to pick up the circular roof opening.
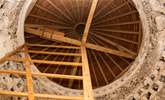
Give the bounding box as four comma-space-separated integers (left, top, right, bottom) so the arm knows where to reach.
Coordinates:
74, 23, 86, 35
25, 0, 142, 90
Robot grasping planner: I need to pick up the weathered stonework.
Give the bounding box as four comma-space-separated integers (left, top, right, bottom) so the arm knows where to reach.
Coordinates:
0, 0, 164, 100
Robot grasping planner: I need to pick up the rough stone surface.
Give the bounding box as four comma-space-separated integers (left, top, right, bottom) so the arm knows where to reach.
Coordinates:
0, 0, 165, 100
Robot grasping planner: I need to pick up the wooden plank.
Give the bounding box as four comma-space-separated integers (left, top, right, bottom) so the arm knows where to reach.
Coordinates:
25, 27, 135, 58
35, 93, 83, 100
82, 0, 98, 43
32, 72, 83, 80
86, 43, 135, 59
6, 58, 82, 67
26, 43, 80, 49
94, 10, 137, 25
24, 46, 35, 100
19, 50, 81, 57
81, 46, 94, 100
92, 33, 137, 56
0, 90, 28, 97
94, 21, 140, 27
0, 70, 83, 80
25, 27, 81, 46
92, 28, 139, 35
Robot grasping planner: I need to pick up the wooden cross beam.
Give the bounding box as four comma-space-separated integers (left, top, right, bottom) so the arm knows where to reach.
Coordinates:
25, 27, 135, 59
82, 0, 98, 43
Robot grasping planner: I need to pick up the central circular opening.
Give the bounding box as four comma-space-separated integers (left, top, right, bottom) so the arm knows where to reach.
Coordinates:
75, 23, 85, 34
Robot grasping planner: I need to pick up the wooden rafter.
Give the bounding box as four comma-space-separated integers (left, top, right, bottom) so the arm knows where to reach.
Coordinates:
93, 1, 128, 23
82, 0, 98, 43
93, 10, 137, 25
19, 50, 82, 57
25, 27, 135, 59
91, 38, 116, 78
92, 33, 137, 56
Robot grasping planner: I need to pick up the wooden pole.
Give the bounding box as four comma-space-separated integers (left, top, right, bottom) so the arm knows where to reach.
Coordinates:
81, 46, 94, 100
24, 46, 35, 100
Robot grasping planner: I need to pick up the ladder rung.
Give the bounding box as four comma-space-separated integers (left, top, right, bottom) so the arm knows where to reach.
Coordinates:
26, 43, 80, 49
0, 90, 28, 97
35, 93, 83, 100
0, 70, 83, 80
6, 58, 82, 66
0, 90, 83, 100
18, 50, 81, 56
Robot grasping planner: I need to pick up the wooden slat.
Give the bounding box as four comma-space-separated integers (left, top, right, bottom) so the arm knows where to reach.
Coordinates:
6, 58, 82, 67
94, 21, 140, 27
82, 0, 98, 43
35, 93, 83, 100
26, 43, 80, 49
0, 90, 28, 97
92, 28, 139, 35
86, 43, 135, 59
0, 90, 83, 100
19, 50, 81, 56
32, 72, 83, 80
24, 46, 35, 100
81, 46, 94, 100
0, 70, 83, 80
92, 33, 137, 56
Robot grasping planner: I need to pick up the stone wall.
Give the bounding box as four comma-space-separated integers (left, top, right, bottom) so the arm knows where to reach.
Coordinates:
0, 0, 164, 100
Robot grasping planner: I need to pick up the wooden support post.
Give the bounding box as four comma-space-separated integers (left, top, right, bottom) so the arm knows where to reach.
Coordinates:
24, 46, 35, 100
81, 46, 94, 100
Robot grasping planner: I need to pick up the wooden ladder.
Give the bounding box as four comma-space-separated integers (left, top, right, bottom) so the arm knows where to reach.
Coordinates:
0, 44, 94, 100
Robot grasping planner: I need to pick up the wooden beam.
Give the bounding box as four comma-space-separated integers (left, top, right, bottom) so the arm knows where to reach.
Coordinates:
35, 93, 83, 100
25, 24, 72, 30
82, 0, 98, 43
92, 31, 138, 44
0, 70, 83, 80
91, 38, 116, 77
0, 90, 83, 100
87, 50, 99, 87
92, 28, 139, 35
92, 33, 137, 56
24, 46, 35, 100
25, 27, 81, 46
86, 43, 135, 59
93, 2, 128, 23
35, 4, 71, 24
93, 10, 137, 25
19, 50, 81, 57
6, 58, 82, 67
81, 46, 94, 100
26, 43, 80, 49
0, 90, 28, 97
46, 0, 72, 22
25, 27, 135, 58
93, 21, 140, 27
29, 14, 65, 25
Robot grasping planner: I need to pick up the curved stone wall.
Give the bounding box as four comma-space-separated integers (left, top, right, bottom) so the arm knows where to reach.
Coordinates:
0, 0, 164, 100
